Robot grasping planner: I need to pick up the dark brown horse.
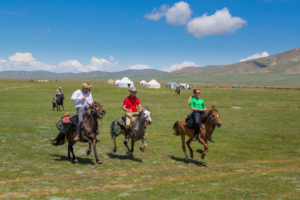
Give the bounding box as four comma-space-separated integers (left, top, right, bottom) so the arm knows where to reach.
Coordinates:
51, 102, 106, 164
173, 106, 221, 160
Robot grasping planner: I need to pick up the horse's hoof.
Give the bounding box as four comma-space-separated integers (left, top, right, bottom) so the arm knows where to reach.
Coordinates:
113, 148, 117, 153
139, 147, 144, 152
86, 149, 91, 155
97, 160, 103, 164
126, 152, 133, 157
196, 149, 203, 154
74, 158, 78, 163
190, 154, 194, 159
201, 154, 205, 159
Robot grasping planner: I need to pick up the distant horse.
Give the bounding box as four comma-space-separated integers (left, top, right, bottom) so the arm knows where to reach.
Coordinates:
173, 106, 221, 160
110, 108, 152, 157
175, 87, 181, 95
51, 102, 106, 164
56, 94, 64, 111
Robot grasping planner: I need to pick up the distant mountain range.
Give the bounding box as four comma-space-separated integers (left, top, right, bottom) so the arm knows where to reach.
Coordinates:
1, 47, 300, 87
171, 47, 300, 75
0, 68, 167, 79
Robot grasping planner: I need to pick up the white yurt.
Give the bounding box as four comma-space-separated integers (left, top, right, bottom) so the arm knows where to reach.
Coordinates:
179, 83, 190, 89
117, 77, 134, 88
107, 79, 114, 84
114, 79, 121, 85
166, 82, 178, 89
146, 79, 161, 89
139, 80, 147, 85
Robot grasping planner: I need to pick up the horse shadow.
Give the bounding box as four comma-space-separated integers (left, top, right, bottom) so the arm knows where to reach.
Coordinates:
169, 155, 207, 167
106, 153, 143, 163
50, 154, 95, 165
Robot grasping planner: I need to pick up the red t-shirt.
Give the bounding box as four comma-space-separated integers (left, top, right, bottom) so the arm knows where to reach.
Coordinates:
123, 96, 140, 112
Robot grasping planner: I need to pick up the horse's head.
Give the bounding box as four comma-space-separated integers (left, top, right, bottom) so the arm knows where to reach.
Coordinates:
92, 101, 106, 119
209, 106, 222, 127
140, 107, 152, 126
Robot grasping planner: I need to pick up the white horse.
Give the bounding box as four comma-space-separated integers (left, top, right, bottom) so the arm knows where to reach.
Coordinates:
110, 108, 152, 156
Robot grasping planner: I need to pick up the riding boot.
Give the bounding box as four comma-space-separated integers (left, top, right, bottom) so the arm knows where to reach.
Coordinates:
209, 137, 215, 143
74, 131, 80, 141
192, 133, 198, 141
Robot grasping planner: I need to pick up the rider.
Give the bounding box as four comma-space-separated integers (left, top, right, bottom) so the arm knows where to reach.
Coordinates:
189, 89, 207, 142
71, 83, 93, 141
56, 86, 63, 98
188, 89, 215, 143
123, 87, 142, 130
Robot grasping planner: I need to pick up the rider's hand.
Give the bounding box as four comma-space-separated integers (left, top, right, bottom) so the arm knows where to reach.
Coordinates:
81, 97, 86, 100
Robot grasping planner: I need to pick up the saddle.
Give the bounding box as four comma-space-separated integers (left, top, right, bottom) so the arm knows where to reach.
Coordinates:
185, 113, 206, 129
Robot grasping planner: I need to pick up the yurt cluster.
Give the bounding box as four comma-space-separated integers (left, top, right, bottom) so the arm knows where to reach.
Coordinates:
107, 77, 161, 89
107, 77, 190, 90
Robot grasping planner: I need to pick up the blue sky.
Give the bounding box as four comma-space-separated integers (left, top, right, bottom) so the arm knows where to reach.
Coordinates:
0, 0, 299, 72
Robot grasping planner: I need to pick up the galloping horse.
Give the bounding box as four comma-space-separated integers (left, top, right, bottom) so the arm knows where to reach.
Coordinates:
56, 94, 64, 111
110, 108, 152, 157
173, 106, 221, 160
51, 102, 106, 164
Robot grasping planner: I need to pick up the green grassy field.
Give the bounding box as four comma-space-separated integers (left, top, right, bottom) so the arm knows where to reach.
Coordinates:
0, 80, 299, 199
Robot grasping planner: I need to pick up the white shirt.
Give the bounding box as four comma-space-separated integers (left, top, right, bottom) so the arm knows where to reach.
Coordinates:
71, 89, 93, 108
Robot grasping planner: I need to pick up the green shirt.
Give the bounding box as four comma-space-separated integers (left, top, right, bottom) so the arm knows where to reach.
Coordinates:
190, 97, 205, 110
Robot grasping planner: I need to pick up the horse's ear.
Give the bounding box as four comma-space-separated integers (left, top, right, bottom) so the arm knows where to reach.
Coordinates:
143, 106, 149, 111
210, 105, 217, 111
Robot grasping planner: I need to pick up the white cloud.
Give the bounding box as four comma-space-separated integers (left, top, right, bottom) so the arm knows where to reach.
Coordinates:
128, 64, 151, 70
0, 52, 119, 73
240, 51, 270, 62
0, 52, 54, 71
186, 7, 247, 38
58, 60, 86, 72
162, 61, 197, 72
144, 4, 168, 21
165, 1, 192, 25
87, 57, 117, 72
145, 1, 191, 25
145, 3, 246, 38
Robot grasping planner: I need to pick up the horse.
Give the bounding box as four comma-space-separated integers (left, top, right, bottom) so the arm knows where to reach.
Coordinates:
51, 102, 106, 164
110, 108, 152, 157
56, 94, 64, 111
173, 106, 221, 160
175, 87, 181, 95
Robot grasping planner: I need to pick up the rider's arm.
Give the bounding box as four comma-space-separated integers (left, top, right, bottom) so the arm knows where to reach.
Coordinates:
86, 93, 93, 106
123, 98, 131, 112
138, 104, 142, 112
123, 105, 130, 112
70, 90, 82, 102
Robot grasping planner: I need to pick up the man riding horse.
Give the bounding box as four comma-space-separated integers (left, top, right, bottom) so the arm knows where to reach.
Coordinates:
123, 87, 142, 131
56, 86, 63, 98
71, 83, 94, 141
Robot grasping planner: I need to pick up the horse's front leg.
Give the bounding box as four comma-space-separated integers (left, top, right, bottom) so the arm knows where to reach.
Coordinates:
86, 142, 92, 155
92, 139, 102, 164
197, 138, 208, 159
62, 104, 64, 111
139, 138, 147, 152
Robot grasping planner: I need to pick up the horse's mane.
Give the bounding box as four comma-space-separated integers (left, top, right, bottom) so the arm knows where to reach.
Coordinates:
201, 106, 218, 123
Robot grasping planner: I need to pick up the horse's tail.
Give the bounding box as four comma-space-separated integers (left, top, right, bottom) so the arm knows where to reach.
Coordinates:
173, 121, 181, 136
51, 131, 66, 146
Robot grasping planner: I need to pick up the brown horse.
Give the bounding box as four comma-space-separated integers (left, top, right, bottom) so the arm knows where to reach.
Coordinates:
173, 106, 221, 160
51, 102, 106, 164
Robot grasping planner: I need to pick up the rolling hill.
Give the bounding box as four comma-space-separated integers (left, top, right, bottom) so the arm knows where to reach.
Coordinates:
0, 47, 299, 87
